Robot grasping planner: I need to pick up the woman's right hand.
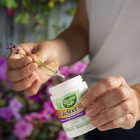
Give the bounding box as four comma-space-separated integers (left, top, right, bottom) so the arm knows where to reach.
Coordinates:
7, 41, 59, 96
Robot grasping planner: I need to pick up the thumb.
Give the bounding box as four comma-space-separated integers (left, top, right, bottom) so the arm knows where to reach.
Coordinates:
29, 44, 55, 64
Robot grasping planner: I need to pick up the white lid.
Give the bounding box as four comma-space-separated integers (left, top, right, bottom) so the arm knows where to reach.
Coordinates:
49, 75, 83, 96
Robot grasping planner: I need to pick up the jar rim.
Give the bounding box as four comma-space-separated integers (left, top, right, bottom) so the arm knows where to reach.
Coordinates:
49, 75, 83, 96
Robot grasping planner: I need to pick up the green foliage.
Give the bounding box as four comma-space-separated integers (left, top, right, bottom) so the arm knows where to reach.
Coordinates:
0, 0, 76, 26
0, 0, 17, 8
67, 7, 76, 15
15, 12, 30, 24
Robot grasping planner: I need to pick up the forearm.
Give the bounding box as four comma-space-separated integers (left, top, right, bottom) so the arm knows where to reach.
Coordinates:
50, 25, 89, 66
45, 0, 89, 66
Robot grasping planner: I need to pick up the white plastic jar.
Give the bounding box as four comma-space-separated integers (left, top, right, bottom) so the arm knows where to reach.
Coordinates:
49, 75, 95, 138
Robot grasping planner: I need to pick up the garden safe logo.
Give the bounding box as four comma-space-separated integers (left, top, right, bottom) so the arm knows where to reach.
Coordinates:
63, 93, 77, 108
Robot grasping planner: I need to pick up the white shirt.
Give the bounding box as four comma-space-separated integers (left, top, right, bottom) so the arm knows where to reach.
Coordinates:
84, 0, 140, 87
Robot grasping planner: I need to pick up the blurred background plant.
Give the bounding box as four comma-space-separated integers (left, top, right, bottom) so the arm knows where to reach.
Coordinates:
0, 0, 76, 26
0, 56, 88, 140
0, 0, 76, 55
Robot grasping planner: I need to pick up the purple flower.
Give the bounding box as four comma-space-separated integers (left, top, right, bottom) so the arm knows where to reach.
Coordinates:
6, 43, 19, 54
29, 94, 42, 102
0, 107, 13, 120
6, 43, 16, 49
13, 119, 33, 138
43, 100, 55, 115
24, 100, 55, 122
38, 110, 51, 121
9, 98, 22, 110
57, 130, 74, 140
24, 115, 33, 122
59, 66, 71, 78
0, 57, 7, 80
9, 98, 23, 120
24, 112, 39, 122
70, 61, 88, 75
25, 111, 50, 122
29, 100, 55, 121
24, 112, 41, 122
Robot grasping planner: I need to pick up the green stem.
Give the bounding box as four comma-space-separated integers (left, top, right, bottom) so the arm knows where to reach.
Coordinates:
38, 60, 56, 73
18, 52, 64, 78
19, 52, 56, 73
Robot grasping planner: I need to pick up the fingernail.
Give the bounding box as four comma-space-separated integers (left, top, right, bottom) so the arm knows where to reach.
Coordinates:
29, 63, 38, 72
98, 127, 104, 131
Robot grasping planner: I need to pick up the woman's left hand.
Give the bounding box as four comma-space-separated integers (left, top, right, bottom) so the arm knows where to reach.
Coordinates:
81, 76, 140, 131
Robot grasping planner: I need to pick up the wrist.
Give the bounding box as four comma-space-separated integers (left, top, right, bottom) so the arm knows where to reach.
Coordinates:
49, 38, 71, 66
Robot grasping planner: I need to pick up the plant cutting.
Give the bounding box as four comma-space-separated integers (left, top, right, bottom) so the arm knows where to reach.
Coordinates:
6, 43, 65, 79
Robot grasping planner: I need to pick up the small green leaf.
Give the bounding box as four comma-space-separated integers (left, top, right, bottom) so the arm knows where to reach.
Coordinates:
15, 13, 30, 25
6, 0, 18, 8
0, 99, 6, 106
67, 7, 76, 15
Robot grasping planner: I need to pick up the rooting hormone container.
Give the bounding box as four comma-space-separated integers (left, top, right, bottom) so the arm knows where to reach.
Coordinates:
49, 75, 94, 138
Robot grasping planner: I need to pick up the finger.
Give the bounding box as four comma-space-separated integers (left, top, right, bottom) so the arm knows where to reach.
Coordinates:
12, 73, 37, 91
98, 114, 134, 131
18, 43, 37, 54
35, 66, 53, 83
8, 46, 26, 59
86, 86, 132, 117
24, 79, 41, 96
7, 63, 38, 82
8, 56, 32, 69
29, 42, 55, 64
91, 100, 134, 128
81, 76, 127, 106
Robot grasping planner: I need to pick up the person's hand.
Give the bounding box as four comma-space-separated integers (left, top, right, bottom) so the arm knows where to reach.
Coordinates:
7, 41, 59, 96
81, 76, 140, 131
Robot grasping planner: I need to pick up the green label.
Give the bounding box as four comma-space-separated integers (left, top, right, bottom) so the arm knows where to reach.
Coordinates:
63, 93, 77, 108
54, 89, 84, 110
